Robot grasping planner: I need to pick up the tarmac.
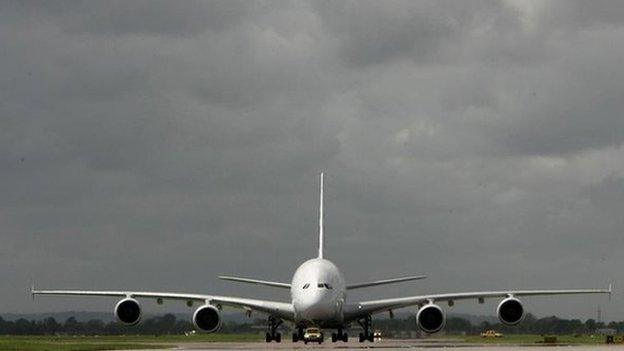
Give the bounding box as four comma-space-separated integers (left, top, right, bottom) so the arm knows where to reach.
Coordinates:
128, 339, 621, 351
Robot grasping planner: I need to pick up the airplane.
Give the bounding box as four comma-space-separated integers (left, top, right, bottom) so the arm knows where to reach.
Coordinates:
32, 173, 612, 343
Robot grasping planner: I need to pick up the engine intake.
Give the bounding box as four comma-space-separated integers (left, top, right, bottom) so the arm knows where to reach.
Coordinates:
114, 298, 141, 325
497, 297, 525, 326
416, 304, 445, 333
193, 304, 222, 333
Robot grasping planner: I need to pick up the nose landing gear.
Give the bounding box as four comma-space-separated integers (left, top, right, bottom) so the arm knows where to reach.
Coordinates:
331, 328, 348, 342
265, 316, 282, 343
292, 327, 304, 342
358, 315, 374, 342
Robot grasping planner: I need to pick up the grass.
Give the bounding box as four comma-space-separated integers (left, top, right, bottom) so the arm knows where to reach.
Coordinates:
0, 333, 261, 351
460, 333, 617, 345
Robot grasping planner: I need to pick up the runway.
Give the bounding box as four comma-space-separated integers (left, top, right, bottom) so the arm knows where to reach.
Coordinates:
131, 339, 618, 351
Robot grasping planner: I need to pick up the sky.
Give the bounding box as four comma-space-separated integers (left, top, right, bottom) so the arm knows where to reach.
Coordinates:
1, 0, 623, 322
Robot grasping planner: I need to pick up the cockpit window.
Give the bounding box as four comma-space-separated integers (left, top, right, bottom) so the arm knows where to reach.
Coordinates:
324, 283, 333, 289
317, 283, 324, 288
302, 283, 310, 289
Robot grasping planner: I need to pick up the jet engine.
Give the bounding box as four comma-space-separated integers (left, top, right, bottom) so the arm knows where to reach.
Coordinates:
114, 298, 141, 325
497, 297, 525, 326
416, 304, 446, 333
192, 304, 222, 333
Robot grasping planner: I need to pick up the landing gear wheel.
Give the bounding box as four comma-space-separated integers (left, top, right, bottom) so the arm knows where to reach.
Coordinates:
357, 315, 373, 342
265, 316, 282, 343
292, 333, 298, 342
331, 333, 337, 342
342, 333, 348, 342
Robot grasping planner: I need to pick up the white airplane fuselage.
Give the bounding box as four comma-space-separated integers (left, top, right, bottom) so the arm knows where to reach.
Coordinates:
291, 258, 346, 327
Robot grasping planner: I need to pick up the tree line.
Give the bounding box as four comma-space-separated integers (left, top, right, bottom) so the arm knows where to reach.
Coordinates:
0, 314, 256, 335
1, 313, 623, 335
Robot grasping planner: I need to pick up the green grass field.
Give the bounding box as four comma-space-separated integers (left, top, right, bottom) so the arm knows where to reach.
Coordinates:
0, 333, 261, 351
460, 333, 618, 345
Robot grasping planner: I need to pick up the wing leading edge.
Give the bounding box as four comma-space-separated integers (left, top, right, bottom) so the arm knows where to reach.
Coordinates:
31, 287, 294, 321
345, 285, 612, 320
347, 275, 427, 290
218, 275, 291, 289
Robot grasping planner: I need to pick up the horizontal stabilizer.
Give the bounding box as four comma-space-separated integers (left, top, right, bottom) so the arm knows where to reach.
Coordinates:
218, 275, 291, 289
347, 275, 427, 290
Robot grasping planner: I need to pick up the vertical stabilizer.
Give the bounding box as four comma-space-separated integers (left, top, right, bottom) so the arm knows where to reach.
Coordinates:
318, 172, 324, 259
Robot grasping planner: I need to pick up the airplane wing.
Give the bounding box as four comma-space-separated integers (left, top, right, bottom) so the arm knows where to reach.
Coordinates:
347, 275, 427, 290
218, 275, 291, 289
345, 285, 611, 320
31, 287, 294, 321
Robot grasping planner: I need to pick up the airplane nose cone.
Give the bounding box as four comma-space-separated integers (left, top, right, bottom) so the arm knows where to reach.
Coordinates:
295, 291, 334, 321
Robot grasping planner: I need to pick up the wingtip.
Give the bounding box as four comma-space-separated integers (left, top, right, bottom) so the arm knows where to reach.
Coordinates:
602, 283, 613, 302
30, 281, 35, 301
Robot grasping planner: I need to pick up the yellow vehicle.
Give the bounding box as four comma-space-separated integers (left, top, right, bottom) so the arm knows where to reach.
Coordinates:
481, 330, 502, 338
303, 327, 324, 344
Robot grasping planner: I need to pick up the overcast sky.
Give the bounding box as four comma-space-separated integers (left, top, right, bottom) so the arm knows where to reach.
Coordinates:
1, 1, 623, 322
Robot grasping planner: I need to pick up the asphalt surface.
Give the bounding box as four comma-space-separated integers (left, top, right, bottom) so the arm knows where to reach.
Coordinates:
128, 339, 620, 350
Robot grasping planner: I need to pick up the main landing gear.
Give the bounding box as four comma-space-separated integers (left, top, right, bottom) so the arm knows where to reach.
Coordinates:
265, 316, 282, 343
358, 315, 374, 342
291, 327, 304, 343
331, 328, 348, 342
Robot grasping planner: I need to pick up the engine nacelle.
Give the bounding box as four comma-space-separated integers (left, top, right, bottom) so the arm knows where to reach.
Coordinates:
192, 304, 222, 333
497, 297, 525, 326
114, 298, 141, 325
416, 304, 446, 333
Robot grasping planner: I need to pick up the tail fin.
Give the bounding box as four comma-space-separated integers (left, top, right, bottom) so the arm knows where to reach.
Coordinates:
318, 172, 324, 259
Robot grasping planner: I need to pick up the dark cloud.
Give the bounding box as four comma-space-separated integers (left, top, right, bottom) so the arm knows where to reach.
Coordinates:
0, 1, 622, 321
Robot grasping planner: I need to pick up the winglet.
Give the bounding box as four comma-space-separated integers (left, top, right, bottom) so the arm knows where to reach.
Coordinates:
318, 172, 324, 259
31, 281, 35, 301
608, 283, 613, 301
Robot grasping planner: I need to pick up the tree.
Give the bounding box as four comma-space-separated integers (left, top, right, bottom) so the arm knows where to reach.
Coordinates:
585, 319, 597, 333
64, 316, 82, 334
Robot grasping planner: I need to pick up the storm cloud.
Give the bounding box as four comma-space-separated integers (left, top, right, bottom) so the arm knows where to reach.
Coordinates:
1, 1, 622, 320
